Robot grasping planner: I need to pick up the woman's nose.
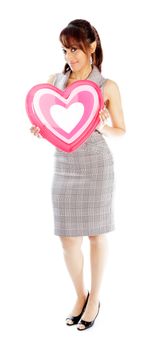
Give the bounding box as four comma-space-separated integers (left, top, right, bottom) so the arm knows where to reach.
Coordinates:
66, 50, 74, 61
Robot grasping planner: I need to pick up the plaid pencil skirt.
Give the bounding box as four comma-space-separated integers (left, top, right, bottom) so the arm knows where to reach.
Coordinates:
51, 130, 115, 236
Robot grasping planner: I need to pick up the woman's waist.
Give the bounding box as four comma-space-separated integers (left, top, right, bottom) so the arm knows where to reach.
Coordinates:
54, 130, 113, 157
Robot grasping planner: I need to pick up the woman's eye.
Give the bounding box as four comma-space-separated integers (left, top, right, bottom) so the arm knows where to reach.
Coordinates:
71, 47, 77, 52
62, 47, 77, 54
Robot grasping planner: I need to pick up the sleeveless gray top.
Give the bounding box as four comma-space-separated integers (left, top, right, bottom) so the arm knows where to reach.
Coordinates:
52, 65, 107, 133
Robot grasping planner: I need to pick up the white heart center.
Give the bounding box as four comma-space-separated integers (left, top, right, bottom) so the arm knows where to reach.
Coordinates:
50, 102, 84, 133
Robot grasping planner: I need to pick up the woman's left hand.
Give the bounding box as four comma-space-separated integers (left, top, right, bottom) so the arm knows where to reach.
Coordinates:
99, 106, 110, 125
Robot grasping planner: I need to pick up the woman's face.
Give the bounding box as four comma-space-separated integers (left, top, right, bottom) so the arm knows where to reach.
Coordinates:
62, 44, 91, 72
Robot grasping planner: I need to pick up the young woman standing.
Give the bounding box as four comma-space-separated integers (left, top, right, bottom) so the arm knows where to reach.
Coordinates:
30, 19, 126, 331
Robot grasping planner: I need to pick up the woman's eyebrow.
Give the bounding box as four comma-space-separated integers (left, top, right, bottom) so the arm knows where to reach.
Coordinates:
61, 45, 78, 50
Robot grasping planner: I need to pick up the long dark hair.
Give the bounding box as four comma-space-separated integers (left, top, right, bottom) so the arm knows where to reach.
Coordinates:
59, 19, 103, 73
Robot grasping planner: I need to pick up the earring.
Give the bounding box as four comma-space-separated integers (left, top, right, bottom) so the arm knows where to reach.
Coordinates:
90, 56, 93, 65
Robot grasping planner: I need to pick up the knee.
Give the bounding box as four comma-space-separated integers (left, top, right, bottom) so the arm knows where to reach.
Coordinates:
59, 236, 83, 253
88, 234, 108, 245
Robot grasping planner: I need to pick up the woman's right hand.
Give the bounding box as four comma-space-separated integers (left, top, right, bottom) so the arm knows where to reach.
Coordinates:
30, 125, 42, 138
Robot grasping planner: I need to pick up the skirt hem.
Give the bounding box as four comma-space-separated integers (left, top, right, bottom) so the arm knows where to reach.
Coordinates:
54, 226, 115, 237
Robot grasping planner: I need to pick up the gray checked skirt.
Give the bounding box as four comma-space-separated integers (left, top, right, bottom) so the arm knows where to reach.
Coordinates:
51, 130, 115, 236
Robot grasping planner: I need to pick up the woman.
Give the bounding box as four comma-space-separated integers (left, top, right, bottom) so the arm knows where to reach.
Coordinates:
30, 19, 126, 331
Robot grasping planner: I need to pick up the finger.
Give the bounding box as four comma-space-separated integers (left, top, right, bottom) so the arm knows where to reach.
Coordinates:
31, 127, 40, 135
36, 129, 42, 137
100, 106, 106, 112
99, 112, 106, 122
99, 116, 105, 124
101, 106, 109, 114
30, 125, 36, 130
36, 127, 41, 134
30, 126, 40, 131
99, 110, 109, 120
30, 127, 37, 134
34, 131, 40, 136
30, 129, 36, 134
103, 107, 110, 118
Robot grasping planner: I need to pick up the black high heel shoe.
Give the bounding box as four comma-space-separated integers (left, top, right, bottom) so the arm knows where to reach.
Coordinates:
66, 291, 89, 326
77, 301, 101, 331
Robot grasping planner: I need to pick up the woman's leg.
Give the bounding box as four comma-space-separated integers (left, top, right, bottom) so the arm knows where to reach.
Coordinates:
77, 234, 109, 329
59, 236, 88, 324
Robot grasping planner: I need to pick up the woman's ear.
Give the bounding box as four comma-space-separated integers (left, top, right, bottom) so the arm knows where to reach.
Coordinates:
90, 40, 97, 53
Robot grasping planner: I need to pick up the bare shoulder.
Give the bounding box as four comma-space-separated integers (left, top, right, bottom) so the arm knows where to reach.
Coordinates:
47, 73, 57, 84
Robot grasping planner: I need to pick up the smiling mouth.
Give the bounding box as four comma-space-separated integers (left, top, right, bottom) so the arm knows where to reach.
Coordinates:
69, 61, 78, 65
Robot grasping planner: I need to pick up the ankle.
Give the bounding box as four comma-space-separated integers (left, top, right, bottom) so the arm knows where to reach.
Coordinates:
89, 292, 100, 303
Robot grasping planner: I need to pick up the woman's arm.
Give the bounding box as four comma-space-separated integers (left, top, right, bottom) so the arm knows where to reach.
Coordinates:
101, 80, 126, 137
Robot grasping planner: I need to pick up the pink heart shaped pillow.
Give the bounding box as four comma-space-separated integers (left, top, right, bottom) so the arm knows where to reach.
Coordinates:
25, 80, 104, 152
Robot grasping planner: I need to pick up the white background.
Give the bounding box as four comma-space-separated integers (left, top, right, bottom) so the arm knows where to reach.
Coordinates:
0, 0, 151, 348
